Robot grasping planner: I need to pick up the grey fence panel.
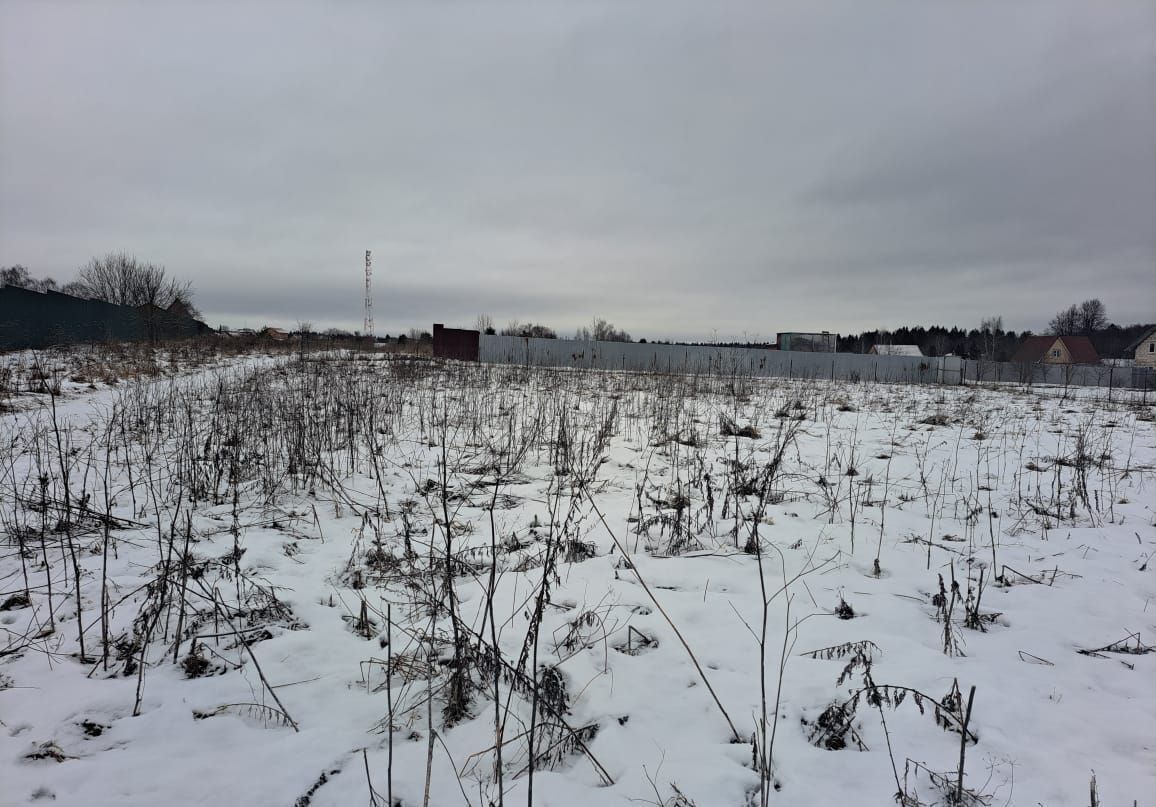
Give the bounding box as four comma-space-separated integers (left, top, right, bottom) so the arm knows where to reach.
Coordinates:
938, 356, 964, 385
958, 358, 1150, 389
479, 335, 941, 384
1133, 367, 1156, 391
478, 335, 1153, 390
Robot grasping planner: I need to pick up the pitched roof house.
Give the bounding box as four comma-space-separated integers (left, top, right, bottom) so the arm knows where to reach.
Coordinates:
1125, 327, 1156, 368
1011, 335, 1099, 365
869, 344, 922, 357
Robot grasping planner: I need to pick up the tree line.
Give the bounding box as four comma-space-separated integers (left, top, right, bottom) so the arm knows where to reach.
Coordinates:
839, 299, 1148, 360
473, 299, 1150, 361
475, 315, 632, 342
1047, 299, 1107, 336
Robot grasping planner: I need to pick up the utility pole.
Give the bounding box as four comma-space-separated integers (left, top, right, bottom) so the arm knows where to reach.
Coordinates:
363, 250, 374, 339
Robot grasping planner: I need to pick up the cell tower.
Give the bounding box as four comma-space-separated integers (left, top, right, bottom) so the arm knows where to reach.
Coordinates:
363, 250, 374, 338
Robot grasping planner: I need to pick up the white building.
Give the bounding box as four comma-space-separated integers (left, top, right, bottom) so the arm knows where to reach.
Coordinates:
1126, 327, 1156, 368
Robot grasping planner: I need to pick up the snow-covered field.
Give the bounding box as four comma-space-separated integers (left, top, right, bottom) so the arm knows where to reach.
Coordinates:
1, 352, 1153, 806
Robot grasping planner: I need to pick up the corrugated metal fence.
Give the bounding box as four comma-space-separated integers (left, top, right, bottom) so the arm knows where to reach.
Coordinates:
478, 334, 1154, 390
480, 335, 951, 383
959, 358, 1154, 390
0, 286, 209, 350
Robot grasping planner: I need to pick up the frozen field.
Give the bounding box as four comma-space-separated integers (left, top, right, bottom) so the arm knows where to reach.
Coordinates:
1, 352, 1153, 806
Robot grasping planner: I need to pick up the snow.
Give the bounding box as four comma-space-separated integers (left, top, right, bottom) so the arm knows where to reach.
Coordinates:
1, 353, 1153, 807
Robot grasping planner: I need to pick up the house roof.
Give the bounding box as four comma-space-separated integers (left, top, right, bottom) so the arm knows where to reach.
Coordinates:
871, 344, 922, 357
1124, 326, 1156, 354
1012, 335, 1100, 364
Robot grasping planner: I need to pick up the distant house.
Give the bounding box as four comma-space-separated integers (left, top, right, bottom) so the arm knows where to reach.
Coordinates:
1125, 327, 1156, 368
869, 344, 922, 357
260, 327, 289, 342
1011, 335, 1099, 365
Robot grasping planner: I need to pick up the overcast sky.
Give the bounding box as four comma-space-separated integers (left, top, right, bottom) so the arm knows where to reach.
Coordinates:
2, 1, 1153, 340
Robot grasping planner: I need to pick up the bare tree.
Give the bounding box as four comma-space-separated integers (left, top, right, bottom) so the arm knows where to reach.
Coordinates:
979, 315, 1003, 361
475, 314, 496, 335
1, 265, 32, 288
295, 321, 313, 359
1, 265, 58, 292
1078, 299, 1107, 333
587, 317, 631, 342
74, 252, 197, 315
500, 321, 556, 338
1049, 299, 1108, 336
1048, 304, 1080, 336
70, 252, 199, 342
525, 324, 556, 339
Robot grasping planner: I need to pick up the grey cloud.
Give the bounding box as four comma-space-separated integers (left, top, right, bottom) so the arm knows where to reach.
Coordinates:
1, 0, 1152, 341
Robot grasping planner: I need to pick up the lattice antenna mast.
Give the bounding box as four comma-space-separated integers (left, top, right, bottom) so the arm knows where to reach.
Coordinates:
363, 250, 374, 338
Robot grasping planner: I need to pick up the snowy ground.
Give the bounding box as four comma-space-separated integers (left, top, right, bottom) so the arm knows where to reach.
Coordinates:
1, 352, 1153, 806
0, 342, 292, 411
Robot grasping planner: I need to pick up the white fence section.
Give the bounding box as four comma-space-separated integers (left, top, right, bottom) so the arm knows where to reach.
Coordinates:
477, 335, 1155, 390
480, 336, 939, 383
